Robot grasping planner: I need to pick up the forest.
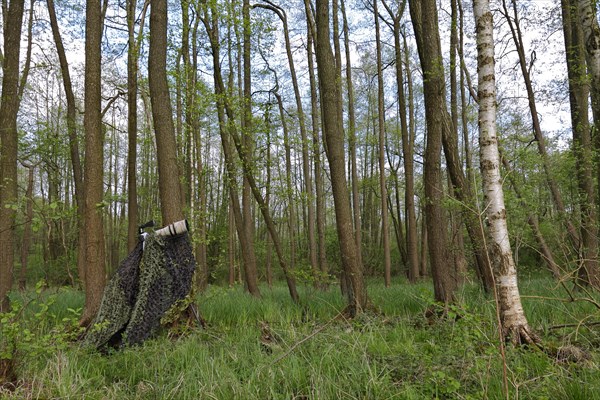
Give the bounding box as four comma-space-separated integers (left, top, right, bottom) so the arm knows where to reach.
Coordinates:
1, 0, 600, 398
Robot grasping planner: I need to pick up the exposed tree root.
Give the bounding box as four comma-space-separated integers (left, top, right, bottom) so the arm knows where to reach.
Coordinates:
504, 324, 591, 364
504, 324, 542, 348
0, 358, 17, 392
340, 299, 379, 319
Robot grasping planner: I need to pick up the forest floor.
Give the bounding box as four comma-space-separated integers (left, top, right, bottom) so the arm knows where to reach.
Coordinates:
1, 275, 600, 399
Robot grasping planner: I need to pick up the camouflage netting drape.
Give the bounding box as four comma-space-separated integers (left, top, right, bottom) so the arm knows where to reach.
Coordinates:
83, 233, 196, 349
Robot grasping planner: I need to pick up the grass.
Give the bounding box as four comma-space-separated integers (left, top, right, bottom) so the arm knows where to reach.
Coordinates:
2, 276, 600, 399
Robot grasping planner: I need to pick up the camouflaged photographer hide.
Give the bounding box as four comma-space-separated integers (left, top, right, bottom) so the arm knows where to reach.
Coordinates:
83, 232, 196, 349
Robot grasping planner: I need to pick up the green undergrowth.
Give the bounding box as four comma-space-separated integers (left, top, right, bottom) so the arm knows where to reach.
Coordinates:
2, 277, 600, 399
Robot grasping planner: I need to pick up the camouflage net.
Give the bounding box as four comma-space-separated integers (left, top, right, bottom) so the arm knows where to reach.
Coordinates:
83, 232, 196, 349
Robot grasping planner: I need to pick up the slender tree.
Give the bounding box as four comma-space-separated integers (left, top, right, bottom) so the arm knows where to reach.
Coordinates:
80, 0, 106, 325
381, 0, 419, 282
275, 89, 297, 274
0, 0, 25, 311
241, 0, 260, 294
408, 0, 456, 303
126, 0, 149, 251
315, 0, 367, 315
206, 11, 261, 297
304, 0, 329, 277
19, 164, 35, 290
47, 0, 87, 283
340, 0, 363, 275
562, 0, 600, 288
501, 0, 580, 251
576, 0, 600, 135
474, 0, 538, 344
201, 2, 299, 301
254, 0, 319, 284
372, 0, 392, 286
181, 0, 208, 289
149, 0, 185, 224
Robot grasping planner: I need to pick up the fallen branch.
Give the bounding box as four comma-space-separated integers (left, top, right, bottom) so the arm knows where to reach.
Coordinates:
267, 310, 346, 367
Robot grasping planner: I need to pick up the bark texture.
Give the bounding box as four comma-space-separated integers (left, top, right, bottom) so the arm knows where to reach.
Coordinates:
562, 0, 600, 288
409, 0, 456, 303
149, 0, 185, 225
474, 0, 538, 344
80, 0, 107, 326
0, 0, 25, 311
340, 0, 363, 277
304, 0, 329, 277
373, 0, 392, 287
315, 0, 367, 315
577, 0, 600, 132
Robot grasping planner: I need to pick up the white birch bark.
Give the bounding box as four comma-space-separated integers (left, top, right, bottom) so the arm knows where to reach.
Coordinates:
473, 0, 538, 344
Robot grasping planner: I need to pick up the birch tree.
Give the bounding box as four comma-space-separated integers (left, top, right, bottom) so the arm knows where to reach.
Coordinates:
474, 0, 538, 344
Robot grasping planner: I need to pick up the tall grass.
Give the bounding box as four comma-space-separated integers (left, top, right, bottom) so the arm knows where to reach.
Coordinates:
3, 278, 600, 399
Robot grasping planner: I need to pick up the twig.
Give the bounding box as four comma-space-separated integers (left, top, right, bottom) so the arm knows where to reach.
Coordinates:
267, 310, 344, 367
549, 321, 600, 330
519, 295, 575, 302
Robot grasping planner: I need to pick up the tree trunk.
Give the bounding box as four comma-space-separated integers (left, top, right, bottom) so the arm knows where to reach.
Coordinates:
449, 0, 468, 285
265, 119, 273, 287
383, 0, 419, 283
576, 0, 600, 142
48, 0, 87, 285
409, 0, 456, 304
255, 1, 319, 284
420, 209, 428, 277
181, 0, 207, 290
0, 0, 25, 311
19, 165, 35, 290
80, 0, 106, 326
562, 0, 600, 288
240, 0, 260, 296
458, 0, 473, 186
201, 3, 298, 301
194, 129, 209, 291
315, 0, 367, 315
474, 0, 538, 344
304, 0, 329, 278
340, 0, 363, 276
576, 1, 600, 265
275, 91, 297, 274
501, 0, 580, 251
202, 5, 261, 297
373, 0, 392, 287
149, 0, 185, 225
126, 0, 148, 251
228, 103, 298, 302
